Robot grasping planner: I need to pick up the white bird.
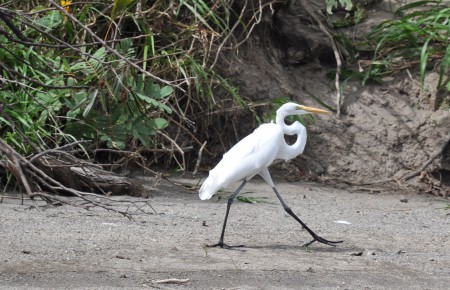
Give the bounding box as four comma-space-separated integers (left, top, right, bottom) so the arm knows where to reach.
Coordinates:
199, 102, 343, 249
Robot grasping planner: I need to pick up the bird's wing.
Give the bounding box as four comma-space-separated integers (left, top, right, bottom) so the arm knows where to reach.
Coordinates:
221, 123, 281, 168
199, 123, 282, 200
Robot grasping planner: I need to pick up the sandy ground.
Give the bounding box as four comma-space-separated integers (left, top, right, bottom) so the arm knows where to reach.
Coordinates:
1, 177, 449, 289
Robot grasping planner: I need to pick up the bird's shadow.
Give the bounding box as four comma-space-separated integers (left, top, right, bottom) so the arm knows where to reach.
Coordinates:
242, 243, 351, 253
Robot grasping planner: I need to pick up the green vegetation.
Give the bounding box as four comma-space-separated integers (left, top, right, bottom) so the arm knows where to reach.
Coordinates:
357, 0, 450, 91
326, 0, 354, 14
216, 191, 271, 204
1, 0, 266, 196
0, 0, 246, 160
235, 192, 271, 204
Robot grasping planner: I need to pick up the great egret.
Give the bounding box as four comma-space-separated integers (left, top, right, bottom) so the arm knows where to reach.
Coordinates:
199, 102, 343, 249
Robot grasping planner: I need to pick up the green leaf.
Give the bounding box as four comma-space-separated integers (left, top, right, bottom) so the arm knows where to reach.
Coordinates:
136, 76, 144, 93
144, 82, 160, 98
132, 124, 153, 147
100, 135, 110, 142
396, 1, 440, 16
420, 36, 432, 87
326, 0, 353, 14
83, 89, 98, 117
114, 140, 126, 149
133, 130, 149, 147
111, 0, 136, 19
90, 47, 107, 69
160, 86, 173, 98
0, 116, 11, 127
135, 123, 156, 136
158, 103, 173, 114
34, 10, 63, 31
117, 38, 132, 53
67, 77, 76, 86
151, 118, 168, 129
136, 93, 156, 104
179, 1, 215, 31
70, 61, 89, 71
340, 0, 353, 11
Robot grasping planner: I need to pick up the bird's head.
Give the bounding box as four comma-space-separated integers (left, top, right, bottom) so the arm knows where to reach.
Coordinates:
277, 102, 331, 116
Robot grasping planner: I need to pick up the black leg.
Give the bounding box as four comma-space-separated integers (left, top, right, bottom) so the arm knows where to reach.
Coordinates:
272, 186, 343, 247
207, 180, 247, 249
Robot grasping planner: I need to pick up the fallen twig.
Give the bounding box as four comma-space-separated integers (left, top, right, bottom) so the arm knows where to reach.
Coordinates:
0, 138, 154, 216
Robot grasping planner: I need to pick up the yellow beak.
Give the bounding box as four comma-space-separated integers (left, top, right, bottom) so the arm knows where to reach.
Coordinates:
297, 105, 331, 114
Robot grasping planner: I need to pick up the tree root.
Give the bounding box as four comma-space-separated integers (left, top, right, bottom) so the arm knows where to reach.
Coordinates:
0, 138, 153, 217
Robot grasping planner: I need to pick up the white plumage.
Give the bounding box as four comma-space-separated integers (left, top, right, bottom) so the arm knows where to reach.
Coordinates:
199, 102, 310, 200
199, 102, 342, 249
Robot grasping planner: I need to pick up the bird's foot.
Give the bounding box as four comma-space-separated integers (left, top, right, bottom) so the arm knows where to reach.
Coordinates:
207, 241, 245, 250
302, 235, 343, 248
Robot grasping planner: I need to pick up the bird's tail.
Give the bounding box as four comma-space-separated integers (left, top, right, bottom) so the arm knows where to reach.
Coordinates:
199, 176, 221, 200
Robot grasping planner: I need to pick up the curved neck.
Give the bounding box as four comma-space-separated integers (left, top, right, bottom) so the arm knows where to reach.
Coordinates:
276, 115, 307, 160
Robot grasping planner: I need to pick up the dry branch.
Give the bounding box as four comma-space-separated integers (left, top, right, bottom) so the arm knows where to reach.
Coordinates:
402, 131, 450, 181
0, 138, 151, 217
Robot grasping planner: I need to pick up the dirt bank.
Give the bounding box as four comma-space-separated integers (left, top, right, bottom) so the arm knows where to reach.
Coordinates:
214, 0, 450, 190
